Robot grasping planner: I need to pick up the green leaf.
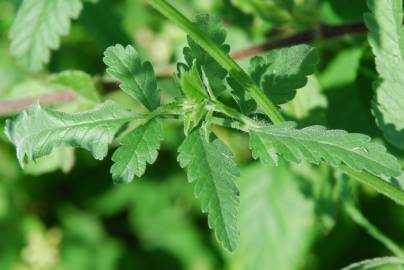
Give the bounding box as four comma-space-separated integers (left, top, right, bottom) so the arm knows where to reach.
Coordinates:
177, 129, 240, 252
230, 163, 319, 270
250, 45, 319, 105
184, 14, 230, 97
23, 147, 75, 176
103, 44, 160, 111
180, 63, 208, 101
110, 119, 164, 183
365, 0, 404, 150
249, 122, 401, 177
128, 180, 215, 269
342, 257, 404, 270
5, 100, 133, 166
231, 0, 294, 23
9, 0, 83, 71
49, 70, 101, 106
227, 76, 257, 115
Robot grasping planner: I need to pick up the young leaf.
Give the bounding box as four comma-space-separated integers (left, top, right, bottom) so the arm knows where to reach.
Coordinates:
249, 45, 319, 105
365, 0, 404, 150
249, 122, 401, 177
110, 119, 164, 183
103, 44, 160, 111
5, 100, 133, 166
184, 14, 230, 97
177, 129, 240, 252
180, 64, 208, 101
9, 0, 83, 71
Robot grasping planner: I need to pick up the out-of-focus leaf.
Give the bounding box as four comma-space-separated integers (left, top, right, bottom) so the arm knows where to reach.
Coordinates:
129, 180, 215, 270
365, 0, 404, 150
342, 257, 404, 270
9, 0, 83, 71
23, 147, 75, 176
229, 163, 319, 270
49, 70, 100, 110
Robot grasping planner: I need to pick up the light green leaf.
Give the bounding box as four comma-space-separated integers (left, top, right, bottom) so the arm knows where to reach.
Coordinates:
50, 70, 101, 106
250, 45, 319, 105
230, 163, 319, 270
23, 147, 75, 176
110, 119, 164, 183
184, 14, 229, 97
9, 0, 83, 71
177, 129, 240, 252
342, 257, 404, 270
183, 101, 207, 136
231, 0, 294, 23
129, 180, 215, 269
365, 0, 404, 150
180, 63, 208, 101
5, 100, 133, 166
103, 44, 160, 111
249, 122, 401, 177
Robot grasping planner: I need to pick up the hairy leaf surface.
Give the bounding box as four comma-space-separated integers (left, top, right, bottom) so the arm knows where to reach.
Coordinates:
111, 119, 164, 183
104, 44, 160, 111
177, 129, 240, 252
184, 14, 230, 97
365, 0, 404, 150
9, 0, 83, 71
6, 101, 133, 166
250, 45, 319, 105
249, 122, 401, 177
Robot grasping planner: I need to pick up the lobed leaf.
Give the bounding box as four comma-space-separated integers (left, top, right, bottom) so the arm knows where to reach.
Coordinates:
184, 14, 230, 97
177, 129, 240, 252
249, 122, 401, 177
103, 44, 160, 111
111, 119, 164, 183
9, 0, 83, 71
250, 44, 319, 105
365, 0, 404, 150
5, 100, 133, 166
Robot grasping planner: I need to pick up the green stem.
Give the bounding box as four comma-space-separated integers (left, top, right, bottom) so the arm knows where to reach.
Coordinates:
147, 0, 404, 206
341, 165, 404, 206
147, 0, 284, 124
209, 100, 258, 128
344, 201, 404, 258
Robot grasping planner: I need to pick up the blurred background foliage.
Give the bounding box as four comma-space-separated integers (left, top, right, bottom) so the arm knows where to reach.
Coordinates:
1, 0, 404, 269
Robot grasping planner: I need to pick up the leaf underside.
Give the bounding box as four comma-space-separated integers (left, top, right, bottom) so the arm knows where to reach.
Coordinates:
5, 100, 133, 166
249, 122, 401, 177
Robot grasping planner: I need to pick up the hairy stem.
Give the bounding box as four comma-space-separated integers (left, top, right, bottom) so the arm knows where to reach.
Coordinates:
147, 0, 284, 124
341, 165, 404, 207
